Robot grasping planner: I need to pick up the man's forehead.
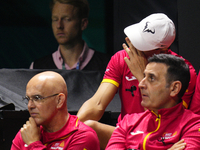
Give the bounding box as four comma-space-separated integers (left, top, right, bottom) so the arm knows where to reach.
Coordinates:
145, 62, 167, 75
27, 76, 48, 91
52, 3, 78, 16
27, 80, 44, 91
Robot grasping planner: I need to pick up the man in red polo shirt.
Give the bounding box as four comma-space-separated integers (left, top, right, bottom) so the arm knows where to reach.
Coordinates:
11, 71, 100, 150
106, 54, 200, 150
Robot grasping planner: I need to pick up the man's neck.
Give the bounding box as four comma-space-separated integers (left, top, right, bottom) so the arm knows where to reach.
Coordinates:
60, 41, 84, 68
43, 111, 69, 133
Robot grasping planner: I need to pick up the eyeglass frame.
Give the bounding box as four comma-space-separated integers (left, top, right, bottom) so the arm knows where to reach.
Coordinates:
22, 93, 59, 105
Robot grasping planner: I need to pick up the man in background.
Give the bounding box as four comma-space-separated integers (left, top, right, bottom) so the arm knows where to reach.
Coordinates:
30, 0, 110, 70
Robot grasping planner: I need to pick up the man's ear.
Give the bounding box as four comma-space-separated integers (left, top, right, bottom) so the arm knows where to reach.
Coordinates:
169, 81, 182, 97
81, 18, 88, 31
57, 93, 66, 109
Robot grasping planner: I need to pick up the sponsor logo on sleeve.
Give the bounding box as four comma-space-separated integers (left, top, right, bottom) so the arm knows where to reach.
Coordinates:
125, 76, 137, 81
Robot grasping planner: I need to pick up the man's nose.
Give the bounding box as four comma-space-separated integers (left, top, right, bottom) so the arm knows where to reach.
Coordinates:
57, 19, 64, 29
27, 99, 36, 109
138, 78, 146, 89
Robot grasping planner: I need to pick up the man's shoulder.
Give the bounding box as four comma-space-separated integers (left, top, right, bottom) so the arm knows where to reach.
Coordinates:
69, 115, 95, 131
77, 120, 96, 133
183, 109, 200, 119
93, 51, 111, 60
34, 54, 53, 62
70, 115, 99, 138
113, 49, 128, 56
109, 50, 129, 62
168, 49, 196, 70
122, 111, 148, 123
32, 54, 57, 69
83, 51, 111, 71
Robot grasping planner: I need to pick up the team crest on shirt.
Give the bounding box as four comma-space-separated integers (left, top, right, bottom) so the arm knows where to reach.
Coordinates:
158, 131, 177, 141
50, 141, 64, 150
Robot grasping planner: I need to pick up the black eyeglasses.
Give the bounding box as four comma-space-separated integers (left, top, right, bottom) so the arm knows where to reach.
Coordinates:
22, 93, 59, 105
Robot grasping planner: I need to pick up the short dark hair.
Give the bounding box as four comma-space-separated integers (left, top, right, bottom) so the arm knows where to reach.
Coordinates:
50, 0, 89, 19
148, 54, 190, 100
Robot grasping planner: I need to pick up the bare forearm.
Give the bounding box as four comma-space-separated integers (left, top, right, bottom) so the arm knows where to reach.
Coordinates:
77, 99, 105, 122
77, 83, 118, 122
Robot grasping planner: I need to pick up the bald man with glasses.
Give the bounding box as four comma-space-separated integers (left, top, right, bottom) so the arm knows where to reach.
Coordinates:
11, 71, 100, 150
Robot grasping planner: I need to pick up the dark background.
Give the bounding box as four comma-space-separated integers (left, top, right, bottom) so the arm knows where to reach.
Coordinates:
0, 0, 199, 72
108, 0, 199, 72
0, 0, 107, 68
0, 1, 200, 149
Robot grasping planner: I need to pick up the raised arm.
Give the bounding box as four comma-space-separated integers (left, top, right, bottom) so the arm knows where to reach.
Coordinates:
77, 82, 118, 122
123, 37, 147, 83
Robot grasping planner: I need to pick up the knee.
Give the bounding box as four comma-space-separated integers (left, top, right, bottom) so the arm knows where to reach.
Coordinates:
84, 120, 97, 129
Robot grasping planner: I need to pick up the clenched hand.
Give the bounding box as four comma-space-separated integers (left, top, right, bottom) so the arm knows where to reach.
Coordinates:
20, 117, 40, 145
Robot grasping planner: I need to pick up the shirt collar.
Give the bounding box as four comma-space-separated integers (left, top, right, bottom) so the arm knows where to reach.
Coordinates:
149, 102, 184, 119
52, 42, 94, 70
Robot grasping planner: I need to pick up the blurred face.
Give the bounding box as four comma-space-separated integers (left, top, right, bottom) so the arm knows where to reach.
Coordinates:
51, 2, 85, 45
26, 81, 58, 126
139, 62, 171, 114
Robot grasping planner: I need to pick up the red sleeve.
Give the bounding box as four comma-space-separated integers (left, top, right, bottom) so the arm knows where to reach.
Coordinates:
103, 50, 126, 87
66, 129, 100, 150
105, 115, 129, 150
189, 71, 200, 114
181, 62, 197, 108
181, 117, 200, 150
27, 141, 46, 150
168, 50, 197, 109
11, 131, 46, 150
11, 131, 23, 150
